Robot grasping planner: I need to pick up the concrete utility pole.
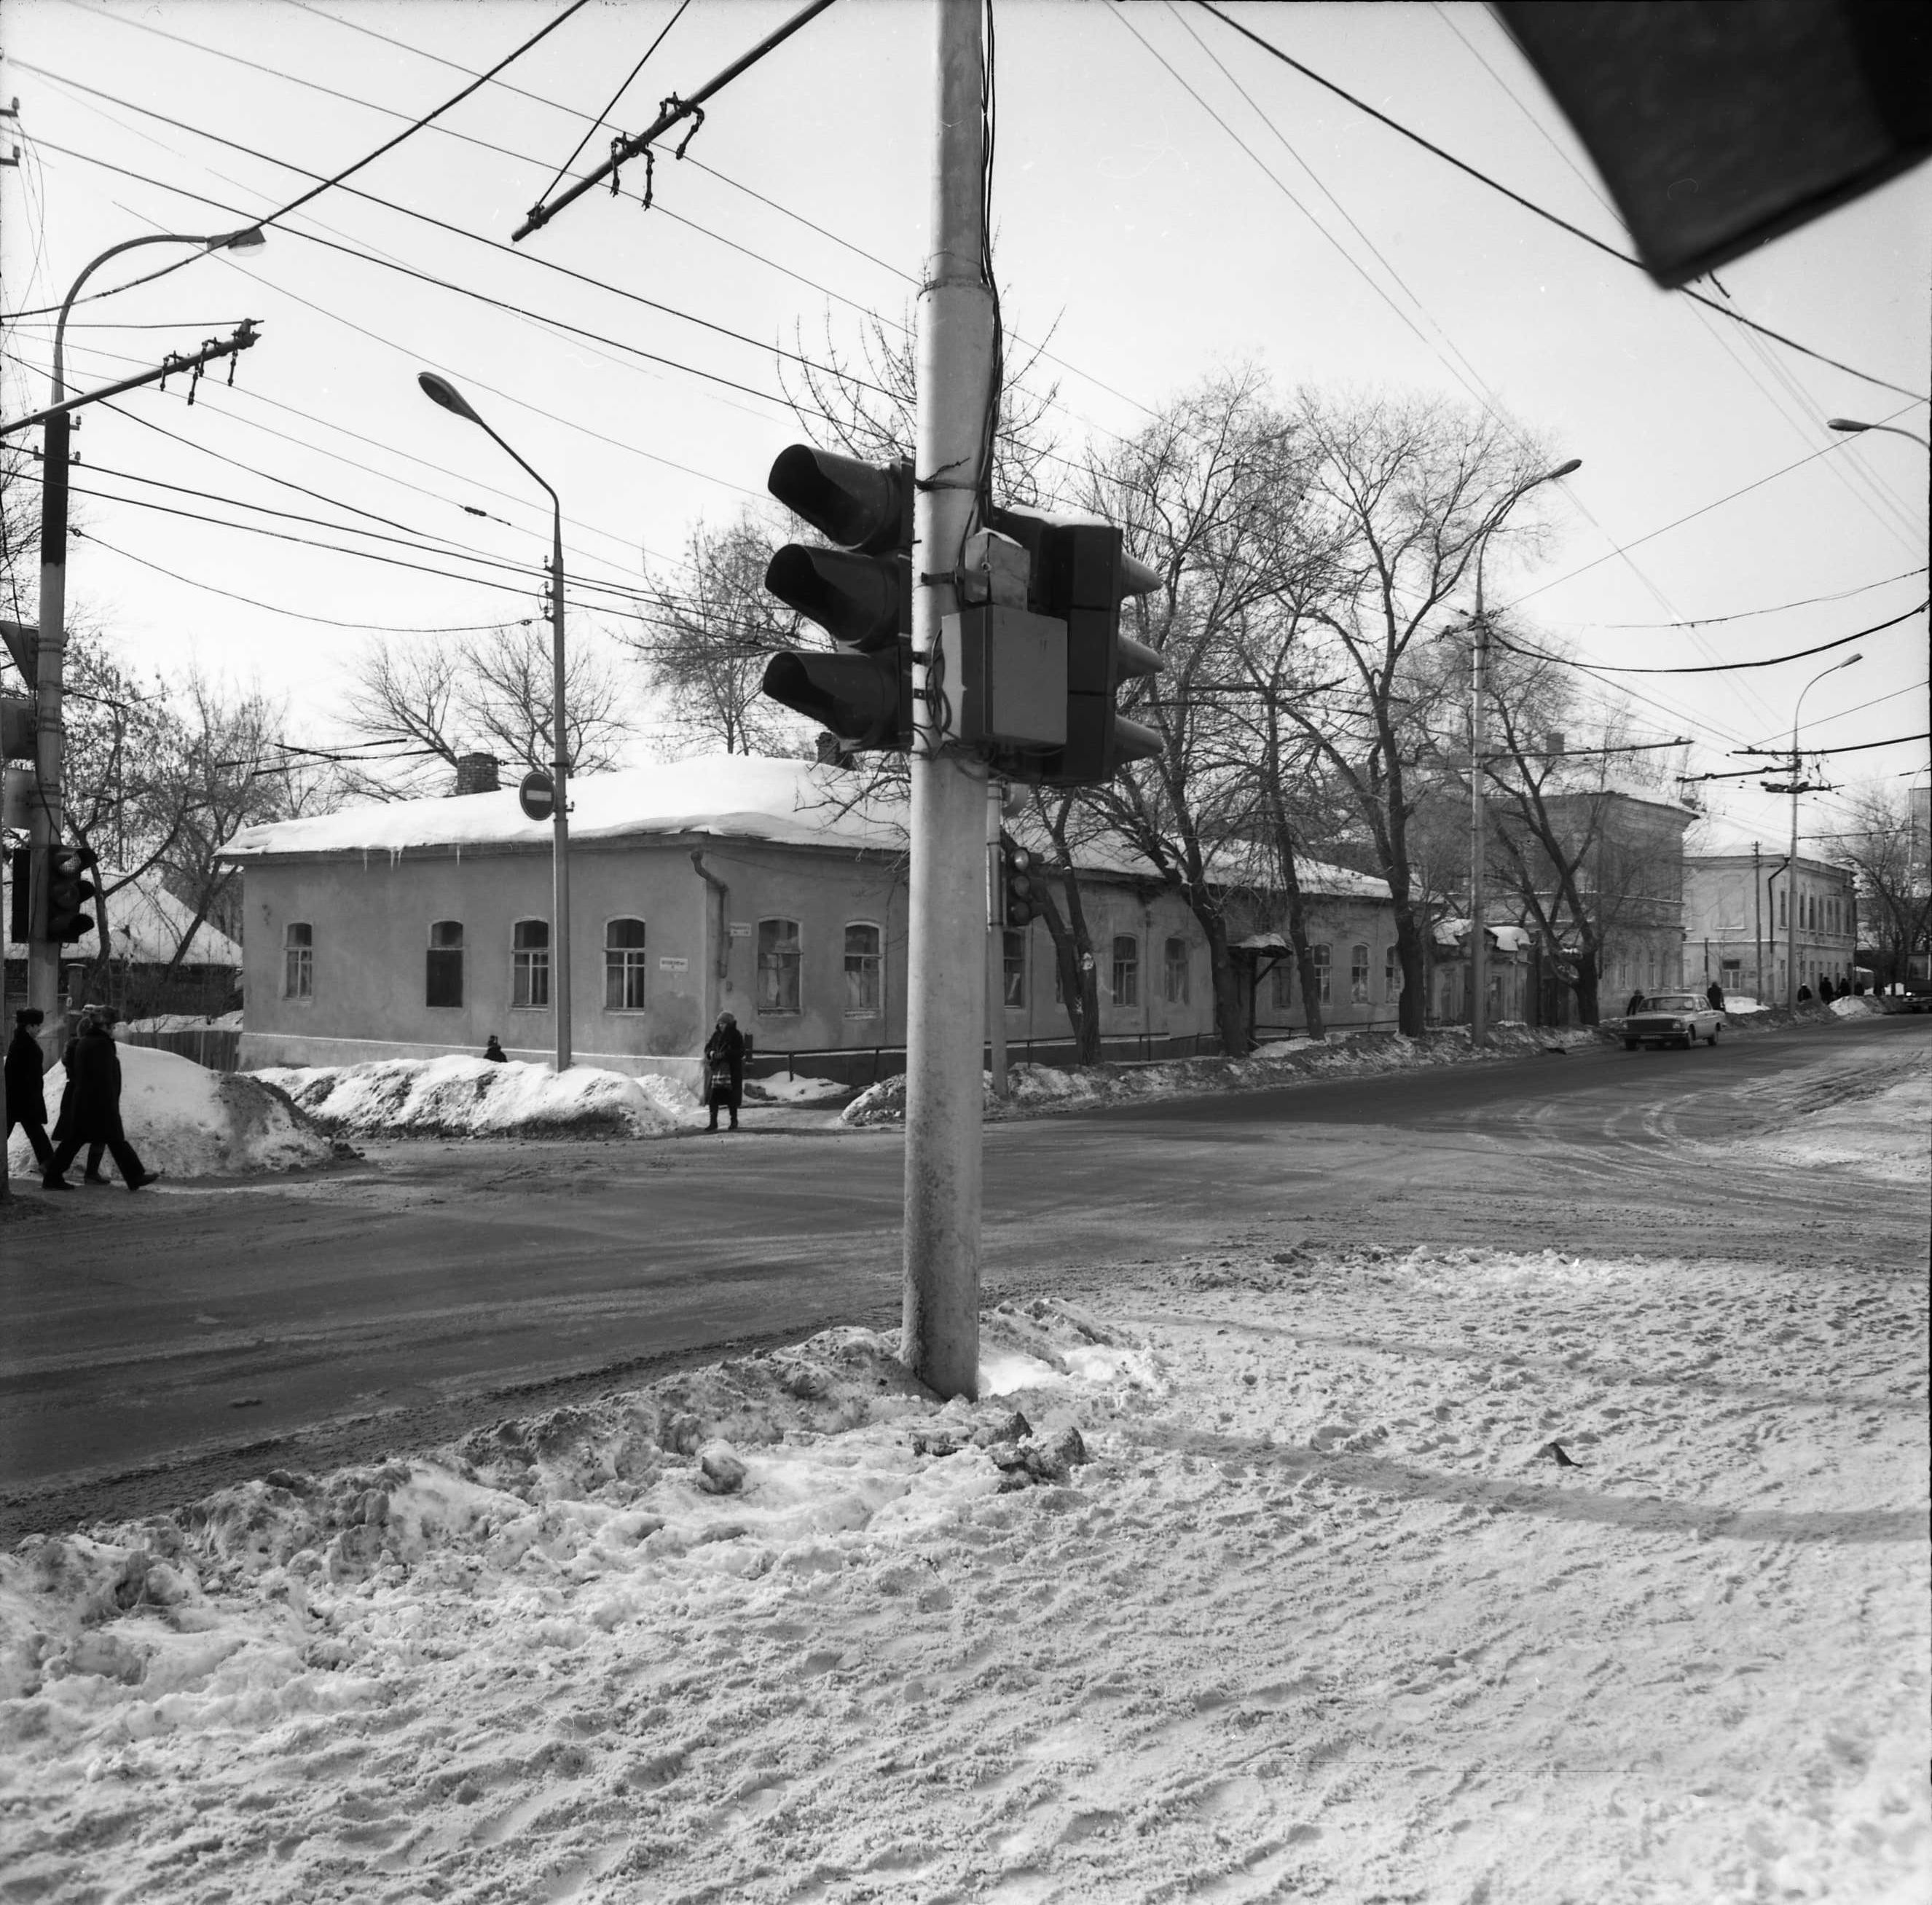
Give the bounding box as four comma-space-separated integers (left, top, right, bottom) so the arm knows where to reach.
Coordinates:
986, 780, 1010, 1102
902, 0, 997, 1399
1786, 652, 1862, 1009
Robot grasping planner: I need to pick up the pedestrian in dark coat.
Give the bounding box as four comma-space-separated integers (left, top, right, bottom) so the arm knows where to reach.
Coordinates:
44, 1018, 157, 1191
1625, 989, 1646, 1015
703, 1012, 745, 1132
50, 1012, 109, 1182
1817, 975, 1834, 1003
5, 1008, 54, 1170
483, 1034, 508, 1063
1705, 979, 1725, 1012
1796, 983, 1813, 1002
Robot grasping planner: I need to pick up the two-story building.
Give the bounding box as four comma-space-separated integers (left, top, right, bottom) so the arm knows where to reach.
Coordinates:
1682, 820, 1858, 1001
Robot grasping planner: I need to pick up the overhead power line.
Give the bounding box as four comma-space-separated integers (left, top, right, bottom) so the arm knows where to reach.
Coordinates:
1195, 1, 1929, 404
1498, 600, 1927, 676
1590, 567, 1929, 629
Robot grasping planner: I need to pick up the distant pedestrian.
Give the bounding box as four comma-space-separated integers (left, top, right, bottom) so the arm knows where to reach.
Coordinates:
1625, 989, 1646, 1015
1705, 978, 1725, 1013
1796, 983, 1813, 1002
703, 1012, 745, 1132
44, 1016, 158, 1192
5, 1008, 54, 1171
482, 1034, 508, 1063
1817, 975, 1834, 1003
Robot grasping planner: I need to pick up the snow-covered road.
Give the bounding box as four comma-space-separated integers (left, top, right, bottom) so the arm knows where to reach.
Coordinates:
4, 1217, 1925, 1903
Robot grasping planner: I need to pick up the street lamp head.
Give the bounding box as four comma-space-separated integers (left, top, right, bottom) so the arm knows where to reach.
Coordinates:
1547, 457, 1582, 479
1842, 651, 1864, 668
1826, 418, 1870, 433
417, 371, 481, 425
218, 227, 267, 253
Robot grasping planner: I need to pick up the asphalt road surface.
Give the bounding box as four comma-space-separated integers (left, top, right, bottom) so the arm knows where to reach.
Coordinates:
4, 1014, 1925, 1540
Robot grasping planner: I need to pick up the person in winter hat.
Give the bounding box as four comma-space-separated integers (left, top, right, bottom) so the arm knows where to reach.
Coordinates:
5, 1007, 54, 1171
703, 1011, 745, 1132
1705, 978, 1725, 1012
483, 1034, 508, 1063
49, 1010, 109, 1183
44, 1014, 159, 1192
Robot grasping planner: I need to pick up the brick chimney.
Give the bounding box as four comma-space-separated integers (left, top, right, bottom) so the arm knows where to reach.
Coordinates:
454, 752, 500, 796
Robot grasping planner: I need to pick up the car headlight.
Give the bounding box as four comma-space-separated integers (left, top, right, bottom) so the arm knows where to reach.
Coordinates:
1669, 1018, 1685, 1030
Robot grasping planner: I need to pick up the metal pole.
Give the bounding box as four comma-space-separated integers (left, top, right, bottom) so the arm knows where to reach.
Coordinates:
987, 781, 1009, 1101
1469, 547, 1489, 1046
903, 0, 996, 1400
1753, 842, 1762, 1000
1787, 714, 1800, 1010
549, 516, 572, 1072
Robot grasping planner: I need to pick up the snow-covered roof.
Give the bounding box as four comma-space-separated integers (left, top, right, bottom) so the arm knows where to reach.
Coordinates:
1684, 814, 1856, 872
5, 864, 243, 967
224, 755, 908, 860
1433, 919, 1535, 952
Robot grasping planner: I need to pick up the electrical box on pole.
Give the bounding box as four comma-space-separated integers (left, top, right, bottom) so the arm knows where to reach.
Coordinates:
760, 446, 915, 751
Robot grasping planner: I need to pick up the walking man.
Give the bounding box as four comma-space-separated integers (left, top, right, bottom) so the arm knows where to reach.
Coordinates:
5, 1007, 55, 1172
43, 1014, 158, 1192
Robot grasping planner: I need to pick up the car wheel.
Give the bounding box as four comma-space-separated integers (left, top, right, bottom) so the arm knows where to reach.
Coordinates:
1708, 1025, 1720, 1045
1624, 1039, 1638, 1050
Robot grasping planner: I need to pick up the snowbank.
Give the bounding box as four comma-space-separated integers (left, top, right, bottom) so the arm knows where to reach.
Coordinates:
251, 1055, 703, 1139
7, 1044, 329, 1179
117, 1010, 244, 1036
844, 1024, 1601, 1125
1830, 993, 1884, 1018
742, 1069, 851, 1107
0, 1256, 1922, 1903
1708, 1072, 1931, 1183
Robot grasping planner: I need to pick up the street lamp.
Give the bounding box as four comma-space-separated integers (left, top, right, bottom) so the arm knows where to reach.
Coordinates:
416, 371, 573, 1072
1826, 417, 1931, 452
1468, 457, 1582, 1048
26, 225, 267, 1027
1786, 651, 1862, 1010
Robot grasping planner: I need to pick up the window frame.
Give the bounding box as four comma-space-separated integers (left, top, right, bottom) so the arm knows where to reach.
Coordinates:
283, 921, 314, 1001
1269, 956, 1294, 1012
1111, 933, 1140, 1009
1311, 942, 1332, 1005
843, 920, 883, 1019
1163, 935, 1190, 1006
602, 916, 649, 1013
1350, 942, 1370, 1005
511, 917, 551, 1010
1384, 944, 1402, 997
425, 919, 464, 1010
758, 916, 803, 1016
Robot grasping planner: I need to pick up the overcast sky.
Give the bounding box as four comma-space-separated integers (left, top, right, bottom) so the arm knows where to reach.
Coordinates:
3, 0, 1926, 853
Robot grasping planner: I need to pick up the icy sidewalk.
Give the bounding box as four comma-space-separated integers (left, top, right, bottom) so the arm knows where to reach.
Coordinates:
1, 1252, 1925, 1904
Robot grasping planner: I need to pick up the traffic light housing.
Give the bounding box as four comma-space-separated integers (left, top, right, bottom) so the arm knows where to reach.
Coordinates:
986, 509, 1163, 785
1000, 835, 1043, 929
760, 445, 914, 752
44, 843, 99, 943
7, 845, 28, 946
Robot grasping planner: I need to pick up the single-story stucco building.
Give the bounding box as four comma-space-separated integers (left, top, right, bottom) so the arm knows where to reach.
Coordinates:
222, 755, 1407, 1084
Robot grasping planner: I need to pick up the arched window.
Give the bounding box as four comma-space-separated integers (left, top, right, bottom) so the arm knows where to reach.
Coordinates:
758, 918, 801, 1015
1163, 936, 1190, 1005
1002, 929, 1027, 1008
1384, 946, 1402, 997
1350, 943, 1370, 1004
605, 917, 648, 1010
426, 920, 463, 1008
512, 919, 550, 1009
1111, 935, 1139, 1008
1311, 943, 1332, 1005
844, 922, 882, 1017
283, 922, 313, 999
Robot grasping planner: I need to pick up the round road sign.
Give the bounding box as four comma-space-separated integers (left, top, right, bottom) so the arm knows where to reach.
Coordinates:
518, 770, 554, 822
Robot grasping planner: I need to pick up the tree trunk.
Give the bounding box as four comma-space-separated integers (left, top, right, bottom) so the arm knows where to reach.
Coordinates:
1040, 868, 1102, 1067
1571, 944, 1602, 1026
1202, 912, 1249, 1058
1394, 905, 1427, 1036
1276, 844, 1324, 1042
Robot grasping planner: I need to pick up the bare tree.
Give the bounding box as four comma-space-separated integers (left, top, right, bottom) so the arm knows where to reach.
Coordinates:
1271, 392, 1563, 1035
627, 511, 817, 758
339, 624, 629, 798
1834, 782, 1932, 989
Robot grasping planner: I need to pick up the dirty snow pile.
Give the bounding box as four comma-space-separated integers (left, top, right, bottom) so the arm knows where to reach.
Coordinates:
3, 1251, 1925, 1904
1831, 993, 1885, 1018
251, 1055, 702, 1139
742, 1070, 852, 1107
7, 1044, 329, 1179
1710, 1069, 1931, 1184
844, 1025, 1600, 1125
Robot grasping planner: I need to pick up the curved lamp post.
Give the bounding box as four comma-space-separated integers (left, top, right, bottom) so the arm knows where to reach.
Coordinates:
1826, 417, 1931, 452
1469, 457, 1582, 1047
417, 372, 572, 1072
25, 225, 265, 1026
1786, 651, 1862, 1010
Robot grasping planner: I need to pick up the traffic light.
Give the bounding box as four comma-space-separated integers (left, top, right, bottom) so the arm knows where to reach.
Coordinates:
986, 510, 1163, 785
1000, 835, 1043, 929
44, 843, 99, 943
760, 445, 914, 752
1, 692, 31, 762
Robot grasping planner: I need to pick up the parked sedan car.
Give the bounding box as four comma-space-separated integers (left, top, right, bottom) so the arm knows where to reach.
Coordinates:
1622, 991, 1722, 1050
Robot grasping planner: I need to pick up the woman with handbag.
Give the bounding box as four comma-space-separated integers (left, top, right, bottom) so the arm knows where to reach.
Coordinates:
703, 1012, 745, 1132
